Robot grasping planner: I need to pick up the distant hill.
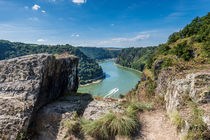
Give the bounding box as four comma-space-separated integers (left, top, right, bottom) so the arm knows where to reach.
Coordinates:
116, 46, 157, 71
117, 13, 210, 73
78, 47, 120, 61
0, 40, 104, 84
146, 12, 210, 72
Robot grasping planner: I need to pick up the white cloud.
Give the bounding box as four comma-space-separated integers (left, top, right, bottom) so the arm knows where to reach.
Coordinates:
72, 34, 80, 37
112, 34, 150, 42
72, 0, 87, 4
32, 4, 40, 11
41, 10, 46, 14
110, 24, 115, 26
37, 39, 45, 42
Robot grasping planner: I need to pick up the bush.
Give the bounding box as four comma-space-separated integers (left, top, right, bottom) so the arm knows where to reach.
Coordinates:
171, 41, 194, 61
146, 79, 156, 98
201, 40, 210, 58
161, 58, 173, 68
82, 112, 139, 139
187, 102, 210, 140
168, 32, 181, 44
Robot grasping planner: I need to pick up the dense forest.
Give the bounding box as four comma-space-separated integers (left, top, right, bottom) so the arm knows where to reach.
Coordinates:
78, 47, 120, 61
0, 40, 104, 84
116, 47, 157, 71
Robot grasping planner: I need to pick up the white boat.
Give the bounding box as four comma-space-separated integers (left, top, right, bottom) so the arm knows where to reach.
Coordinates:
104, 88, 119, 98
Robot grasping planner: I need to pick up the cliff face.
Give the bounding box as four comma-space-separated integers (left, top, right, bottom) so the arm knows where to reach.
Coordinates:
0, 54, 79, 139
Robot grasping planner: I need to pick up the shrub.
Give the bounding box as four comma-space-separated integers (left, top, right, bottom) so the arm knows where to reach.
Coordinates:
82, 112, 139, 139
201, 40, 210, 58
171, 41, 194, 61
64, 120, 83, 137
146, 79, 156, 98
187, 102, 210, 140
161, 58, 173, 68
168, 32, 181, 44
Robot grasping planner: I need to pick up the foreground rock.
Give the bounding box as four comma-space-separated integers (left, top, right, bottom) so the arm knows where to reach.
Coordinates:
32, 96, 123, 140
0, 54, 79, 139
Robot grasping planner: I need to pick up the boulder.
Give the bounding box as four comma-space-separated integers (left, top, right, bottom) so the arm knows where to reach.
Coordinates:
0, 54, 79, 139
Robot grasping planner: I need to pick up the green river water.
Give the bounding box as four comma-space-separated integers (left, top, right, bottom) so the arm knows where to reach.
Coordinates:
78, 60, 141, 98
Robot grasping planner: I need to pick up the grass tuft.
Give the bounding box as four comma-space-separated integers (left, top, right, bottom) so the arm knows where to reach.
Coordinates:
169, 110, 185, 131
82, 112, 139, 139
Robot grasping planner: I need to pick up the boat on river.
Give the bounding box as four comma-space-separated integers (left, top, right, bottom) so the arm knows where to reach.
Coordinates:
104, 88, 119, 98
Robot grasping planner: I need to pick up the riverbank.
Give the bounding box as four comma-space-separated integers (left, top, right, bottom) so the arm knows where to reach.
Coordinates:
79, 73, 105, 87
79, 79, 103, 87
97, 58, 117, 63
114, 63, 142, 74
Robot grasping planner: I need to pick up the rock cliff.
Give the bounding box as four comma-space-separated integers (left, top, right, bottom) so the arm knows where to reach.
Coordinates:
0, 54, 79, 139
155, 67, 210, 113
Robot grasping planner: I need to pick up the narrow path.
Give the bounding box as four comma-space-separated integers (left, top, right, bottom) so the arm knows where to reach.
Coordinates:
137, 110, 179, 140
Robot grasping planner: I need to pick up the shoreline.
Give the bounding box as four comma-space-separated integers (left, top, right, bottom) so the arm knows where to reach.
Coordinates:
79, 79, 103, 87
80, 60, 141, 87
79, 59, 116, 87
114, 63, 142, 74
97, 58, 117, 63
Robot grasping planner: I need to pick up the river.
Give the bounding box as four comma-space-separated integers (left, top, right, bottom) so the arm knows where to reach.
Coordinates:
78, 60, 140, 98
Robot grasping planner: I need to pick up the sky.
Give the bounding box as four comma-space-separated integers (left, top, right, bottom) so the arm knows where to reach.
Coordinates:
0, 0, 209, 48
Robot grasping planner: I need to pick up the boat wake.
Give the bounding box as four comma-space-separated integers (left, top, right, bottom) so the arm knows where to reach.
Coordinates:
104, 88, 119, 98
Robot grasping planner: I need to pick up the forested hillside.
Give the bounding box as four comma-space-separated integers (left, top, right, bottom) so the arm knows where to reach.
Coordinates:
116, 47, 156, 71
125, 13, 210, 140
78, 47, 120, 61
117, 13, 209, 73
0, 40, 104, 84
146, 12, 210, 72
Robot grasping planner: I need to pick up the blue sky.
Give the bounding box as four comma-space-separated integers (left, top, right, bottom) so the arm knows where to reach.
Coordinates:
0, 0, 209, 47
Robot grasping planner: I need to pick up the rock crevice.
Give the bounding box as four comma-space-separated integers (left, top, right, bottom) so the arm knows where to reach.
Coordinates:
0, 54, 79, 139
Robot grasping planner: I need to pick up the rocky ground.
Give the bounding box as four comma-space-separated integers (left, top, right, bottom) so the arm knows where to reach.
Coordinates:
32, 95, 124, 140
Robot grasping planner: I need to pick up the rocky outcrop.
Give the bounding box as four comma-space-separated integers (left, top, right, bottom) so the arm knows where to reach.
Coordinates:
156, 69, 210, 113
32, 96, 123, 140
154, 67, 210, 138
0, 54, 79, 139
32, 94, 92, 140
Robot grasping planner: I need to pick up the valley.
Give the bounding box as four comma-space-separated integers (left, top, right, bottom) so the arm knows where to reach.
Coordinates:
78, 60, 140, 98
0, 1, 209, 139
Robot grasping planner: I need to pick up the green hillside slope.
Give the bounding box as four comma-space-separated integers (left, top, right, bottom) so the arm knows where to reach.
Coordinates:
116, 47, 156, 71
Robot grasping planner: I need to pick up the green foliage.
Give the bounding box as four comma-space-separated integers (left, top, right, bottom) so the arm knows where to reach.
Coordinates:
0, 40, 104, 83
201, 40, 210, 58
78, 47, 120, 60
161, 58, 173, 68
82, 112, 138, 139
146, 79, 155, 98
168, 32, 182, 44
171, 41, 194, 61
169, 110, 185, 131
116, 46, 157, 71
187, 102, 210, 140
126, 102, 153, 117
167, 13, 210, 44
64, 101, 152, 140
